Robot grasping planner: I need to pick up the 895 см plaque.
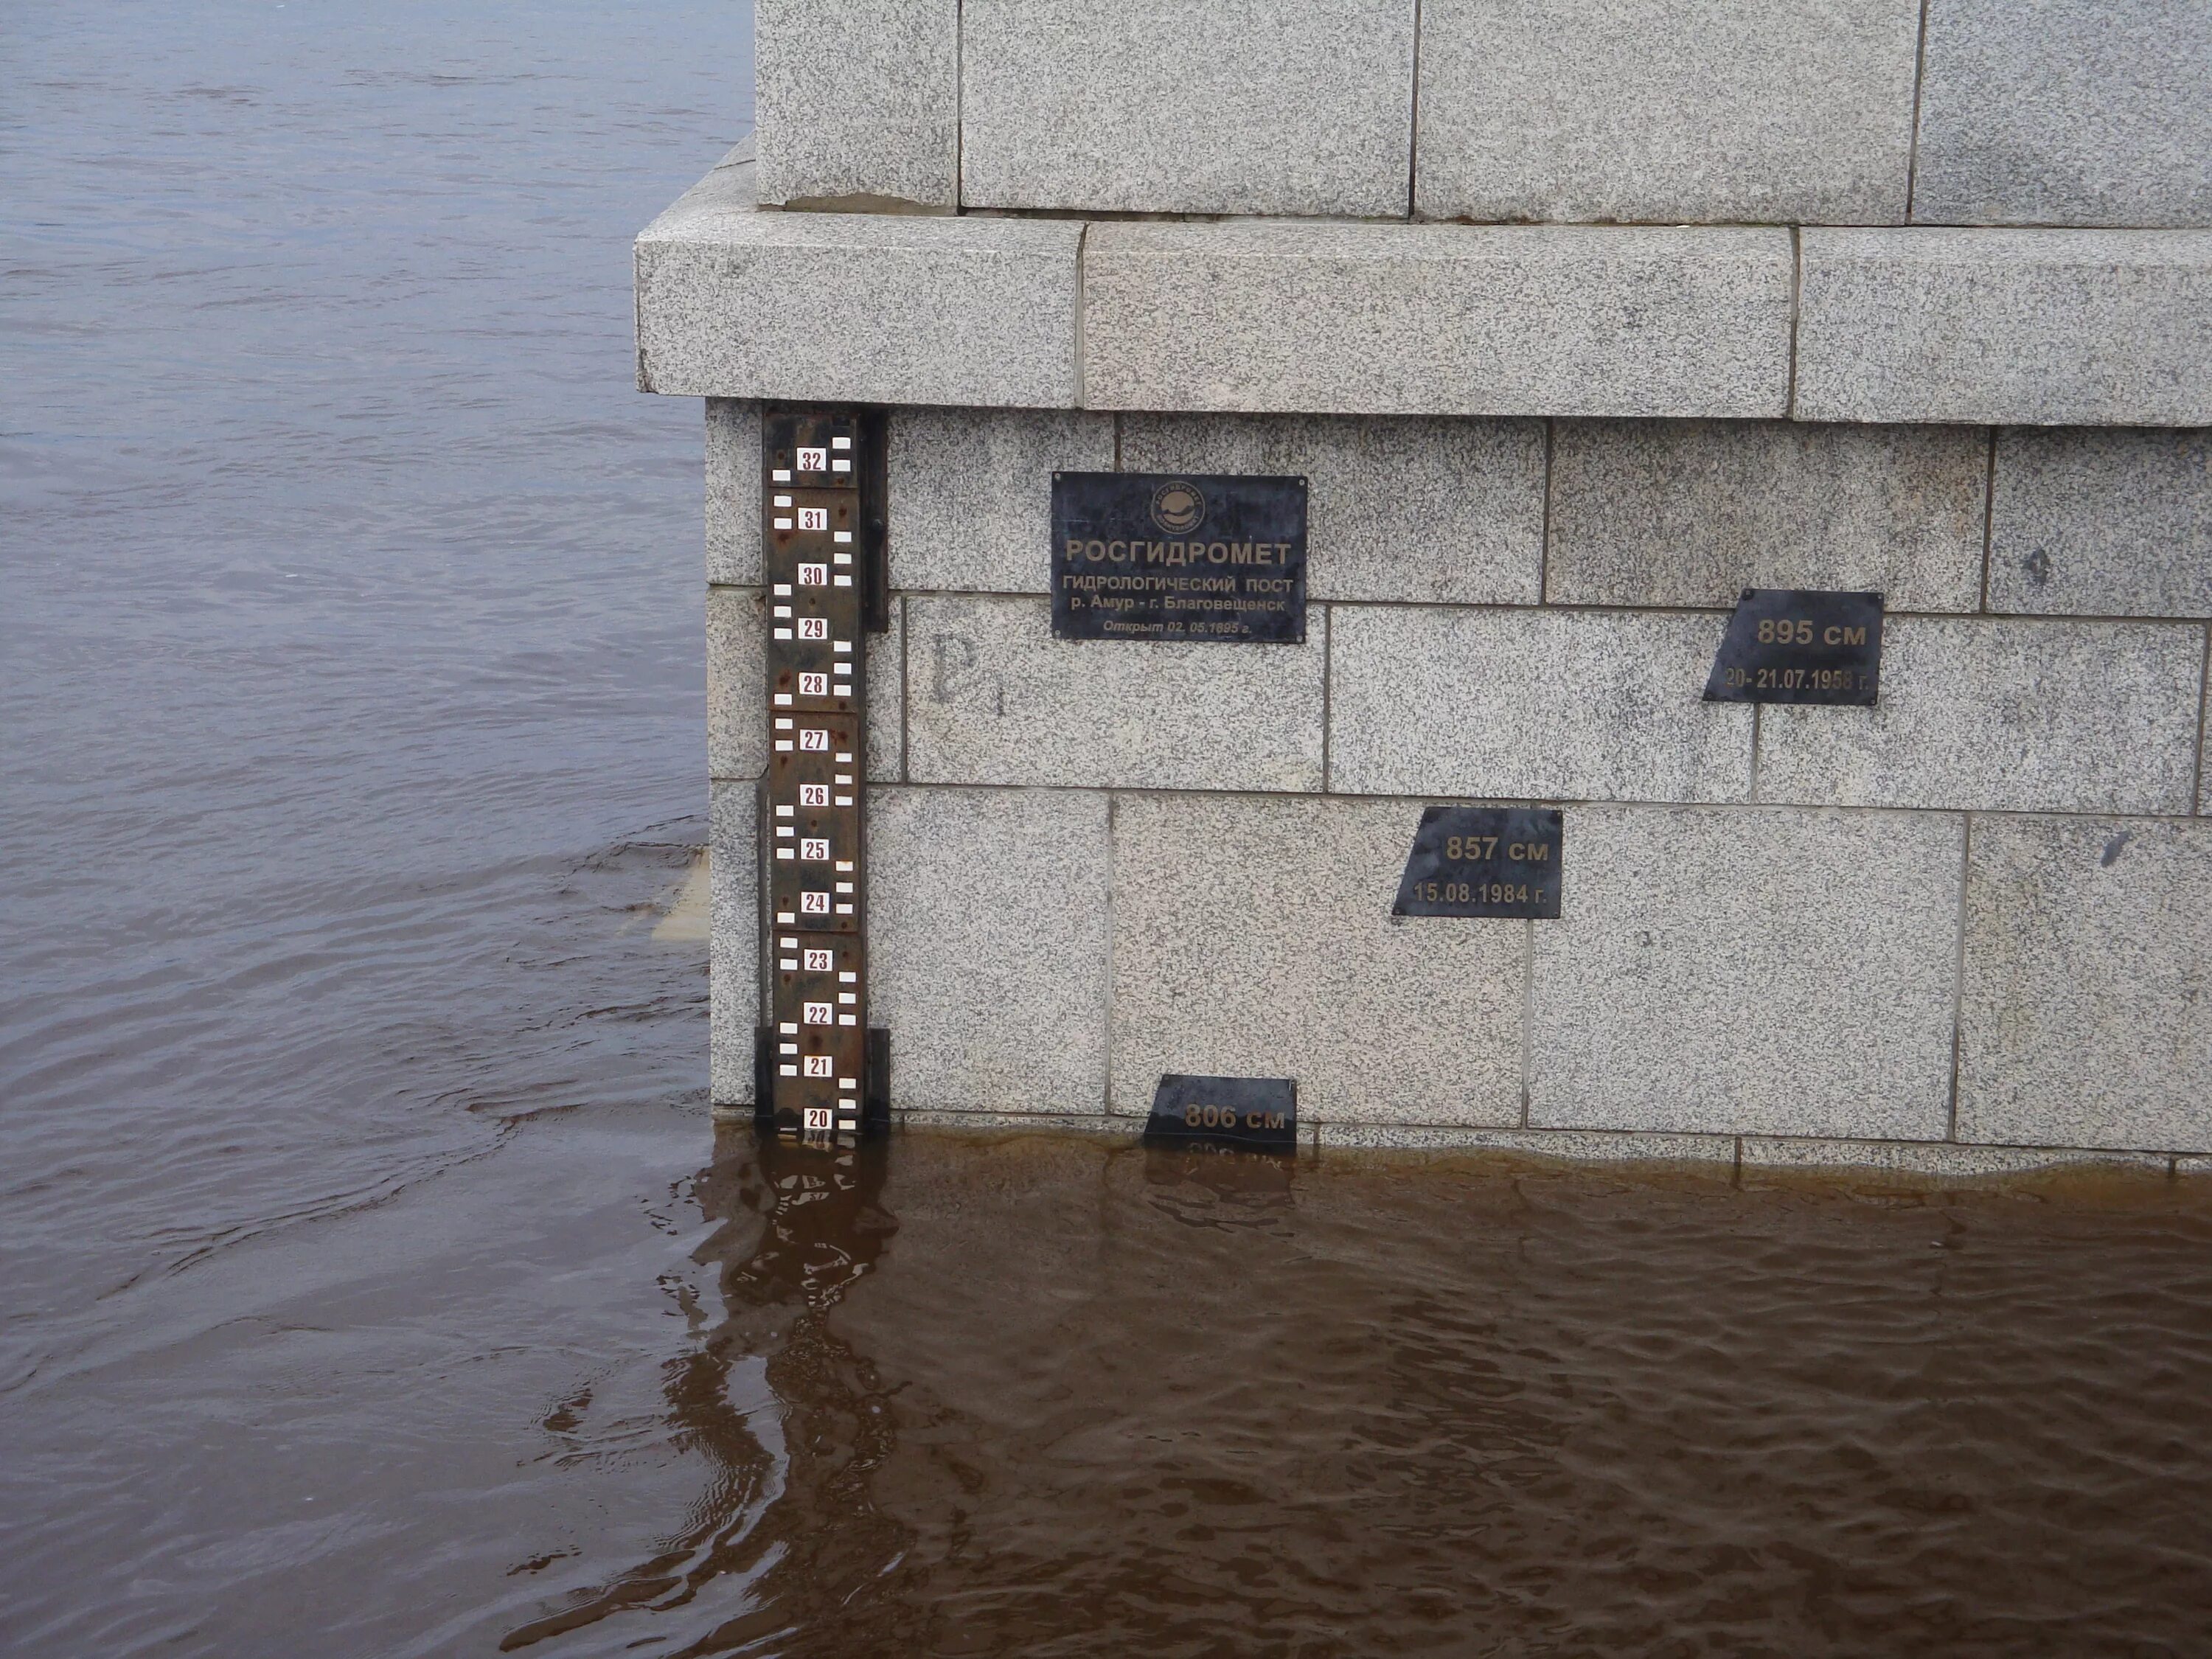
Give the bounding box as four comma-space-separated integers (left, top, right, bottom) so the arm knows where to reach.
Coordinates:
1704, 589, 1883, 706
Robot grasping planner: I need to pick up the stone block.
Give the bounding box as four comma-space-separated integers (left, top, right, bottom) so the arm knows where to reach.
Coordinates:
959, 0, 1415, 217
1987, 428, 2212, 618
1083, 221, 1792, 417
1315, 1124, 1736, 1166
1528, 807, 1963, 1138
1913, 0, 2212, 228
754, 0, 959, 208
1756, 618, 2202, 813
1413, 0, 1919, 224
708, 782, 760, 1107
1119, 414, 1545, 605
705, 587, 764, 782
898, 1109, 1141, 1139
1739, 1138, 2169, 1182
1107, 793, 1526, 1124
869, 786, 1110, 1114
888, 407, 1116, 594
904, 594, 1325, 790
636, 164, 1080, 406
1958, 816, 2212, 1153
707, 587, 902, 783
705, 399, 759, 587
1795, 229, 2212, 426
1545, 420, 1987, 611
1328, 606, 1752, 804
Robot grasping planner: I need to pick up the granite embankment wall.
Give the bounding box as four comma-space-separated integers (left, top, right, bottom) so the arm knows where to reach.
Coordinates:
700, 400, 2212, 1165
751, 0, 2211, 229
641, 0, 2212, 1166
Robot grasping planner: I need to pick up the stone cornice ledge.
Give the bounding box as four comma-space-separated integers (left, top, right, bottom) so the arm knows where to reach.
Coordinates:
636, 160, 2212, 425
1796, 229, 2212, 425
636, 153, 1082, 407
1082, 220, 1790, 417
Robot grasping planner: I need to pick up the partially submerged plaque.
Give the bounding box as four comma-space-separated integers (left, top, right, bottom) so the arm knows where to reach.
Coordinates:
1704, 589, 1883, 706
1394, 807, 1563, 919
1144, 1074, 1298, 1155
1051, 472, 1307, 642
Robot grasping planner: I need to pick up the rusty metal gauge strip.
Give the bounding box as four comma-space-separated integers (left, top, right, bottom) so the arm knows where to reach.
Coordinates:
756, 408, 886, 1142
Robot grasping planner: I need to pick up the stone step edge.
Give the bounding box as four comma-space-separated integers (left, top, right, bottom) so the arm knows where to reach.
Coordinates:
709, 1104, 2205, 1177
637, 158, 2212, 427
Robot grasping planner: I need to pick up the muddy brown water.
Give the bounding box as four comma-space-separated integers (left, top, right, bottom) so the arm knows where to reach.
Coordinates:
522, 1132, 2212, 1659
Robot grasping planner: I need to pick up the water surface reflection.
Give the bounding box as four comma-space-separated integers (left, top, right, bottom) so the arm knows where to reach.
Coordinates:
495, 1132, 2212, 1658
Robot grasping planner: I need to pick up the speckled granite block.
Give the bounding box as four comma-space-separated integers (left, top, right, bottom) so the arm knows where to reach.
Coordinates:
636, 165, 1080, 406
1958, 816, 2212, 1153
869, 787, 1110, 1115
755, 0, 958, 207
1119, 413, 1545, 605
1987, 428, 2212, 619
1545, 420, 1987, 611
1315, 1124, 1736, 1165
1913, 0, 2212, 228
705, 400, 760, 588
705, 587, 765, 783
1107, 793, 1526, 1125
904, 595, 1325, 791
1795, 229, 2212, 426
1756, 618, 2202, 813
897, 1109, 1142, 1139
708, 782, 760, 1107
1083, 221, 1792, 417
1414, 0, 1920, 223
1329, 606, 1750, 804
959, 0, 1415, 217
1739, 1138, 2170, 1181
1528, 807, 1963, 1138
888, 408, 1115, 594
708, 586, 902, 784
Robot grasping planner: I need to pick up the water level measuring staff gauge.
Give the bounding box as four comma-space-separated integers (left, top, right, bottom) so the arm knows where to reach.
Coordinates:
755, 408, 891, 1143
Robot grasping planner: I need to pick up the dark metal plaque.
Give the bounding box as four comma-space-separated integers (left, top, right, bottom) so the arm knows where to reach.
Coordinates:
1143, 1074, 1298, 1155
1051, 472, 1307, 643
1393, 807, 1563, 919
1703, 589, 1883, 706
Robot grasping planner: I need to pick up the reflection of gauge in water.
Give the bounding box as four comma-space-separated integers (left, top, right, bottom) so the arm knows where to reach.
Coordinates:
1149, 479, 1206, 535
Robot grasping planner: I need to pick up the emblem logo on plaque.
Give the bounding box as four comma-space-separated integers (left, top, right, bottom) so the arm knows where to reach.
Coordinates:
1149, 479, 1206, 534
1051, 471, 1308, 643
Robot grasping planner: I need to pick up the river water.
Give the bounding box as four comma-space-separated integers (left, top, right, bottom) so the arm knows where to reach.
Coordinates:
6, 4, 2212, 1655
